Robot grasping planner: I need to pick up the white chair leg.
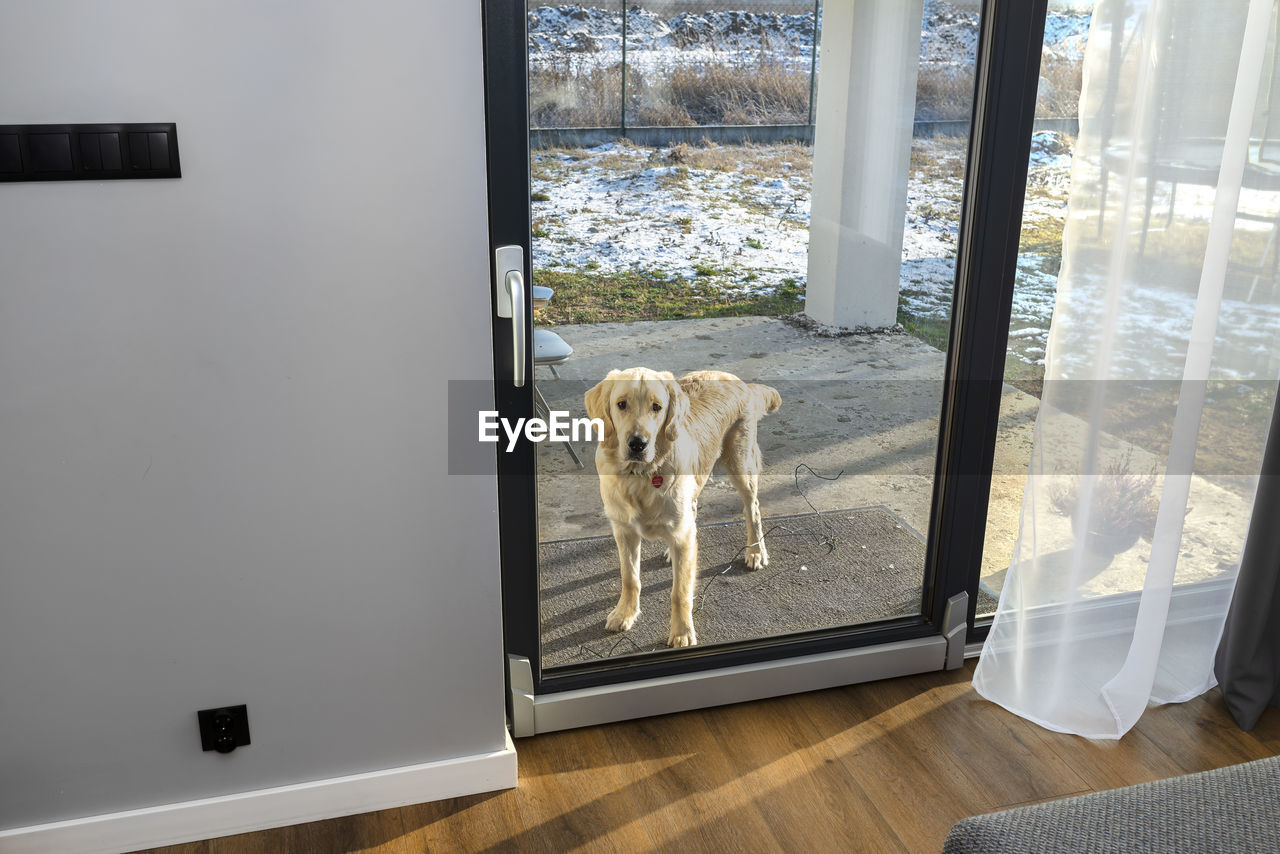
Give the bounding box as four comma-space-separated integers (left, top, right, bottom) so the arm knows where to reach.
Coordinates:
534, 382, 583, 469
533, 384, 549, 420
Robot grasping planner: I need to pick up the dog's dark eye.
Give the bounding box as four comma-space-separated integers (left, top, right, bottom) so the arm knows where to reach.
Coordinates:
616, 400, 627, 410
652, 402, 662, 412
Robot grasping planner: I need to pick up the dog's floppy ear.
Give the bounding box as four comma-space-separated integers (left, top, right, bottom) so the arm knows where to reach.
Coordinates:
585, 371, 619, 448
662, 374, 689, 444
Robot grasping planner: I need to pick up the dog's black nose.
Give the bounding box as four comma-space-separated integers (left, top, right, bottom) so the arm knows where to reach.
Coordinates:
628, 436, 648, 455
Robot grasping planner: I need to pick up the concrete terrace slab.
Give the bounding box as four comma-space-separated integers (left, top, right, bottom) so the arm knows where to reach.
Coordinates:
530, 315, 1041, 610
540, 507, 931, 667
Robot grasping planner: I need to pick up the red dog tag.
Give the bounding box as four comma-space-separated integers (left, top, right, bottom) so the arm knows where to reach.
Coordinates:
651, 475, 664, 489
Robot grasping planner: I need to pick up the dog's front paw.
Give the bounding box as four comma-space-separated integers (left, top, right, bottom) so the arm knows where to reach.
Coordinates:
744, 543, 769, 571
605, 605, 640, 633
667, 625, 698, 647
662, 546, 672, 565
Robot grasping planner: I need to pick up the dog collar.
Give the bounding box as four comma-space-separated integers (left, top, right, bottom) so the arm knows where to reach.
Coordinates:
629, 469, 664, 489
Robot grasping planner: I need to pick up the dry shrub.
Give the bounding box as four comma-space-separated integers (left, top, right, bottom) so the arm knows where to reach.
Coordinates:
625, 70, 699, 127
530, 59, 622, 128
1036, 56, 1083, 118
532, 48, 812, 129
1050, 449, 1160, 539
662, 139, 810, 178
666, 142, 692, 163
912, 57, 1082, 124
663, 140, 738, 171
647, 56, 811, 126
914, 66, 976, 121
530, 30, 1080, 131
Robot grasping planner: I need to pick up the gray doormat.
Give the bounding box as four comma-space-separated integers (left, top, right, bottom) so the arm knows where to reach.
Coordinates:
539, 507, 978, 669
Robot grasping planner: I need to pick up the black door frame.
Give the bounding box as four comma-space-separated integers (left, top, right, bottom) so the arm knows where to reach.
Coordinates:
481, 0, 1048, 698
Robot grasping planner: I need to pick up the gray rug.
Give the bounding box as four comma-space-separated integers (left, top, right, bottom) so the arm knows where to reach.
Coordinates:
944, 756, 1280, 854
540, 507, 951, 668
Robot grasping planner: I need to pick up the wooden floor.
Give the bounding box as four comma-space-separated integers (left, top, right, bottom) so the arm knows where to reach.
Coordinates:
139, 661, 1279, 854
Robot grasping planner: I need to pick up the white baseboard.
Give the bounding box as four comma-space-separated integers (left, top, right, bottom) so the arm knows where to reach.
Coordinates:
0, 731, 517, 854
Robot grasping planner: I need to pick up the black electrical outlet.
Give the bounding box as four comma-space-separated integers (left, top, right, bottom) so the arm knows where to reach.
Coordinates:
197, 705, 251, 754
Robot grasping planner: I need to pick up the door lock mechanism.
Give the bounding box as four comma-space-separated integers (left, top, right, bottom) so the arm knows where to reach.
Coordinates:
495, 245, 527, 388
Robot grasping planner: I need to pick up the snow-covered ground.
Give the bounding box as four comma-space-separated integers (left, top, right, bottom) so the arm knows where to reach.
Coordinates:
532, 144, 811, 287
532, 132, 1280, 379
529, 5, 818, 73
901, 132, 1074, 367
531, 132, 1071, 366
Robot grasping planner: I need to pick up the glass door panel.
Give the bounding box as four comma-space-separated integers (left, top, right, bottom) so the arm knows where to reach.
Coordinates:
526, 0, 976, 669
979, 0, 1096, 615
979, 0, 1280, 618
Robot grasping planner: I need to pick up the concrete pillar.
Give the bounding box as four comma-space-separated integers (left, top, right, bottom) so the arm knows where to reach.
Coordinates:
806, 0, 924, 329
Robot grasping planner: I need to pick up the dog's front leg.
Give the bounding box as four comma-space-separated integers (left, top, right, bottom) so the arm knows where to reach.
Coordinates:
605, 523, 642, 632
661, 499, 695, 565
665, 524, 698, 647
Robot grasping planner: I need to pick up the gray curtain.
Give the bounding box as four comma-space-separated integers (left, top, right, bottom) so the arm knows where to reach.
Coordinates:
1215, 385, 1280, 730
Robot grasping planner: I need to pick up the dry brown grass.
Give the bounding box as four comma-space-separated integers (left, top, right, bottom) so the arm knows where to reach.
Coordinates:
914, 67, 976, 121
665, 139, 811, 178
532, 44, 1081, 130
912, 56, 1083, 124
643, 57, 811, 125
910, 134, 968, 180
1036, 55, 1084, 118
531, 51, 812, 129
530, 59, 623, 128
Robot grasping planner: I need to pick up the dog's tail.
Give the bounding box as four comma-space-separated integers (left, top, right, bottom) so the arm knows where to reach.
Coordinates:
750, 383, 782, 414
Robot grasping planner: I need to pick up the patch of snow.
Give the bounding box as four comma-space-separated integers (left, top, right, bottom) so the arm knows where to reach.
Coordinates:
1041, 11, 1094, 61
918, 0, 979, 69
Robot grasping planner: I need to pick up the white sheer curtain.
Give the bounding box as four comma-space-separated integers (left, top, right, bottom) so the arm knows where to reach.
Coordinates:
975, 0, 1280, 738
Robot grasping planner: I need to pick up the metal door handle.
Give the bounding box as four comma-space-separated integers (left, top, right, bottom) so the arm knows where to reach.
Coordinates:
507, 268, 526, 388
495, 245, 527, 388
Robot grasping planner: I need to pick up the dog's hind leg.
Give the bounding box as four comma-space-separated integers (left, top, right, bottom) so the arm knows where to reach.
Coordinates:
665, 523, 698, 647
724, 422, 768, 570
605, 523, 642, 632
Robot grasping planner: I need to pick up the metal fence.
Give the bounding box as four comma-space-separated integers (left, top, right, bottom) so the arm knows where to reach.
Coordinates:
527, 1, 822, 134
527, 1, 1085, 149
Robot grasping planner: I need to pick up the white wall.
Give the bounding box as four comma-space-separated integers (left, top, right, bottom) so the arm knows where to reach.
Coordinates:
0, 0, 505, 833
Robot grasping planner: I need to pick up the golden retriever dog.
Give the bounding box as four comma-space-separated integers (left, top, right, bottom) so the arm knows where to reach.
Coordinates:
584, 368, 781, 647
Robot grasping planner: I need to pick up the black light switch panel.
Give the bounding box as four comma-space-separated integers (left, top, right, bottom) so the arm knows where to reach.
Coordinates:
0, 123, 180, 182
99, 133, 122, 170
0, 134, 20, 173
28, 133, 73, 172
128, 132, 150, 170
79, 134, 102, 171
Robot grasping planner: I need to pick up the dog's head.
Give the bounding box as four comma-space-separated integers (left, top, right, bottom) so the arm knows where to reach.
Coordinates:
585, 367, 688, 467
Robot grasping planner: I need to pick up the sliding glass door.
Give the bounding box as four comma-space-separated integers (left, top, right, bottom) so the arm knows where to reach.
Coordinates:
481, 0, 1049, 734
